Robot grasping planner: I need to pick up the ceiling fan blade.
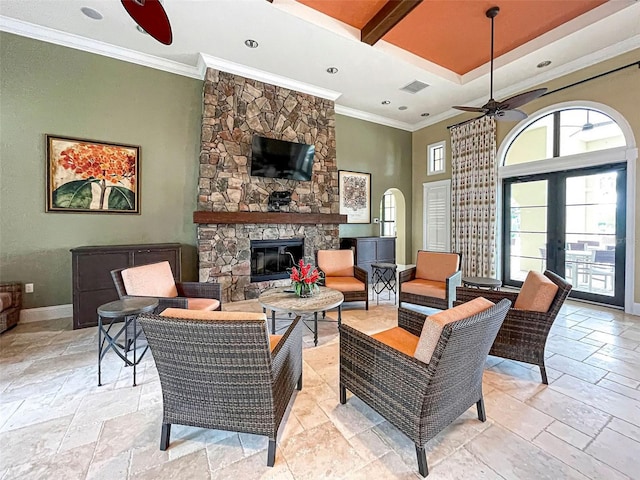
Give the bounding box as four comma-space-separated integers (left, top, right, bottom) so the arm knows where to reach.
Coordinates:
452, 106, 488, 113
121, 0, 173, 45
494, 109, 527, 122
498, 88, 547, 110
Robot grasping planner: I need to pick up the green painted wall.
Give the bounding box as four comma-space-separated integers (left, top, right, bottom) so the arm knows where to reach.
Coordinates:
335, 115, 413, 264
0, 33, 203, 308
412, 49, 640, 304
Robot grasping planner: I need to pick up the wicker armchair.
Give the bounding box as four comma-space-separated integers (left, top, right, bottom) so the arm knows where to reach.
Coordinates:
399, 251, 462, 310
455, 270, 572, 384
138, 309, 303, 467
0, 282, 22, 333
340, 300, 511, 477
111, 261, 222, 312
317, 249, 368, 312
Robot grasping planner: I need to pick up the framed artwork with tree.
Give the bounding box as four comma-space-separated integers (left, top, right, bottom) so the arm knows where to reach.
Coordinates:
46, 135, 140, 214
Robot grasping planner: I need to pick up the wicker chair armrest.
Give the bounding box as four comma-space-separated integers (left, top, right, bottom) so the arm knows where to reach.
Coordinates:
455, 287, 519, 305
0, 283, 22, 307
271, 316, 302, 372
123, 294, 188, 311
354, 266, 368, 286
399, 267, 416, 284
177, 282, 222, 301
340, 324, 431, 388
397, 307, 428, 337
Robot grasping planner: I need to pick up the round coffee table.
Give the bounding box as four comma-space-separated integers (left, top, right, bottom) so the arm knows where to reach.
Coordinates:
259, 286, 344, 346
462, 276, 502, 290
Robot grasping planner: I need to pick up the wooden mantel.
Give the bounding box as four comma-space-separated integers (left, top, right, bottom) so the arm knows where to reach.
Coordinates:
193, 211, 347, 225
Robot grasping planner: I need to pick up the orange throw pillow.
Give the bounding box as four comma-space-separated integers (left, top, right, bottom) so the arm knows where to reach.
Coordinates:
414, 297, 495, 364
514, 271, 559, 312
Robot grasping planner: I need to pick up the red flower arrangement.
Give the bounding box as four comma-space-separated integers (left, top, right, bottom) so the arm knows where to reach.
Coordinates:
290, 259, 322, 298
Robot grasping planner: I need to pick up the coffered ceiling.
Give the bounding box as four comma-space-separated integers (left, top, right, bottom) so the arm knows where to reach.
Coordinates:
1, 0, 638, 131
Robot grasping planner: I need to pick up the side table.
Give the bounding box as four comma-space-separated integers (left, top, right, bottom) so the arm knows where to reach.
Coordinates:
461, 276, 502, 290
97, 297, 158, 387
371, 263, 397, 305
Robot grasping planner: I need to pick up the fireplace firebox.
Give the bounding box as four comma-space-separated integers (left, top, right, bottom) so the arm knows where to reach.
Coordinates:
250, 239, 304, 282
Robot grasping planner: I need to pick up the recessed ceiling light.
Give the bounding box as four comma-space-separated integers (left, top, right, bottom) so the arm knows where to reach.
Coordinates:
136, 25, 148, 35
398, 106, 408, 111
537, 60, 552, 68
326, 67, 338, 74
81, 7, 103, 20
244, 39, 259, 48
421, 112, 430, 117
381, 100, 391, 105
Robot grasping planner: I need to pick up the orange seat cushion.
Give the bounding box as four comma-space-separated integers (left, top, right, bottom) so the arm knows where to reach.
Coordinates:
415, 251, 460, 283
414, 297, 495, 364
160, 308, 267, 321
269, 334, 283, 352
317, 250, 355, 277
187, 298, 220, 311
400, 279, 446, 299
372, 327, 420, 357
325, 277, 365, 292
120, 261, 178, 298
514, 271, 559, 312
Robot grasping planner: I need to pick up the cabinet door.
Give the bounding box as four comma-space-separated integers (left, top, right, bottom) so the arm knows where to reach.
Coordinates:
75, 252, 130, 292
377, 239, 395, 263
133, 248, 181, 280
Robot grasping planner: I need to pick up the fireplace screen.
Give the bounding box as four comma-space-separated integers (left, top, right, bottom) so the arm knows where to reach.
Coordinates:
250, 239, 304, 282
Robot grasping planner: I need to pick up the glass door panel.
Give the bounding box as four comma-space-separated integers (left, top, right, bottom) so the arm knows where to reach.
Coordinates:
565, 172, 618, 298
507, 180, 548, 282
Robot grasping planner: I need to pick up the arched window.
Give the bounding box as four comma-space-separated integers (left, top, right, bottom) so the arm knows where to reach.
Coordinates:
504, 108, 625, 166
499, 104, 633, 308
380, 191, 396, 236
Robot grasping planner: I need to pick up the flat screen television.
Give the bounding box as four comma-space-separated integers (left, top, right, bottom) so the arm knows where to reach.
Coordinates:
250, 136, 315, 181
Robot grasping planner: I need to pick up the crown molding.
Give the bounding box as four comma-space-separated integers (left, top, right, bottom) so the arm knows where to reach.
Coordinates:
334, 105, 414, 131
198, 53, 342, 101
0, 16, 201, 79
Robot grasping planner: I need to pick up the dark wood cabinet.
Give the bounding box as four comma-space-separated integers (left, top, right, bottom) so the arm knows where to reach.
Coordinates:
339, 237, 396, 276
70, 243, 181, 329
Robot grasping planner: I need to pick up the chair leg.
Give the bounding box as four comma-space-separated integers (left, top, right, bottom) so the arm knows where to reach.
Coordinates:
365, 297, 369, 310
339, 383, 347, 404
540, 364, 549, 385
160, 423, 171, 451
296, 373, 303, 391
416, 445, 429, 477
267, 439, 276, 467
476, 397, 486, 422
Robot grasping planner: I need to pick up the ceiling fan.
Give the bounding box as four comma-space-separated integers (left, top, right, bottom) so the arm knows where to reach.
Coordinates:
452, 6, 547, 122
121, 0, 173, 45
568, 110, 614, 137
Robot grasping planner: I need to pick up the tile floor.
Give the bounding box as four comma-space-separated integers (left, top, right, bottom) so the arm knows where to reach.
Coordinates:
1, 296, 639, 479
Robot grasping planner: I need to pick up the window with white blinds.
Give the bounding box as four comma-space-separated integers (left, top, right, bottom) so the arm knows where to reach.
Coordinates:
423, 180, 451, 252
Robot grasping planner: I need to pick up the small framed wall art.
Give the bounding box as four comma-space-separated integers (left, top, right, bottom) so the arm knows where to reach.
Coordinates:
339, 170, 371, 224
46, 135, 140, 214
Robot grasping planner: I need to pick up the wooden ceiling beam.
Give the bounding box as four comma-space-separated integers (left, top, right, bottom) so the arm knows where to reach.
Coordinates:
361, 0, 422, 46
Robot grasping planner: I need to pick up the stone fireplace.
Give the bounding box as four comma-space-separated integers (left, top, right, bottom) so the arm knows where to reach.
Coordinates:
196, 68, 341, 301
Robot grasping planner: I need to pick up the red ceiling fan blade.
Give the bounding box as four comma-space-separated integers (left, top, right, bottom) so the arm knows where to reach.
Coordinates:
498, 88, 547, 110
121, 0, 173, 45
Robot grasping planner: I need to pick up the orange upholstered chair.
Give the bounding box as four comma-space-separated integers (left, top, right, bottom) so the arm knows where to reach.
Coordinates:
398, 251, 462, 310
317, 249, 368, 312
111, 261, 222, 312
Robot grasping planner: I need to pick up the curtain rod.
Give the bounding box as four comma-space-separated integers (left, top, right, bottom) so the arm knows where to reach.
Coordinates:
446, 60, 640, 130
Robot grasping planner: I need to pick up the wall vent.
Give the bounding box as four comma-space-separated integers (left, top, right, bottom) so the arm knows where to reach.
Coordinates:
400, 80, 429, 94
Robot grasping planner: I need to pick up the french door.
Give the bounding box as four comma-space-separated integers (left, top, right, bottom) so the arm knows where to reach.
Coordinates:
503, 163, 626, 307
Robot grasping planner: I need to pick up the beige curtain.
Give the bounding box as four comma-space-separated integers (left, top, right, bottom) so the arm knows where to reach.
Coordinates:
450, 116, 497, 277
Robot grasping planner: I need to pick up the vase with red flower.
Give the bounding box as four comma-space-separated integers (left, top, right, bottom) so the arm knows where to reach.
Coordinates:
289, 259, 322, 298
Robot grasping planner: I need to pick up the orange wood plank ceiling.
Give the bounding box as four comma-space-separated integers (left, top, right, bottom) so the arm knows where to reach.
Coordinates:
297, 0, 607, 75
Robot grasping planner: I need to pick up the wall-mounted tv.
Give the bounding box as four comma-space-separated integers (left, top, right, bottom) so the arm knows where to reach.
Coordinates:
250, 136, 315, 181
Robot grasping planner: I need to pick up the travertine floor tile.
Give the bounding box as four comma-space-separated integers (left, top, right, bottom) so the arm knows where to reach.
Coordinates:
585, 427, 640, 479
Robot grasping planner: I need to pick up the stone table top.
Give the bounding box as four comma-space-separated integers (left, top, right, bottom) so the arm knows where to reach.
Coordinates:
258, 286, 344, 315
97, 298, 159, 318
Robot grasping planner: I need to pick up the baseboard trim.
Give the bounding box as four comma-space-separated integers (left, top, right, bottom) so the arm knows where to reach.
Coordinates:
20, 304, 72, 323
